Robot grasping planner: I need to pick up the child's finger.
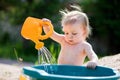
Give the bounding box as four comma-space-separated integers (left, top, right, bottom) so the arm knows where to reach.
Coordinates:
42, 18, 51, 23
86, 61, 97, 69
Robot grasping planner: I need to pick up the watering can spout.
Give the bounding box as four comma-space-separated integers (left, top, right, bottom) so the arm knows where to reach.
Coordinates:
21, 17, 53, 50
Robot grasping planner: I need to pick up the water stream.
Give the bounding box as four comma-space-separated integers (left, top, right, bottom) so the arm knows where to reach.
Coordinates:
38, 46, 55, 74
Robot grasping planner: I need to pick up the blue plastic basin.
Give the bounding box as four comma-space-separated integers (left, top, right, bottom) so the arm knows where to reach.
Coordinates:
23, 64, 120, 80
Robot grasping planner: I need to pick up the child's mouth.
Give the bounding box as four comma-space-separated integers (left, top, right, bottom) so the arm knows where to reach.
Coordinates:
68, 40, 74, 43
69, 40, 73, 42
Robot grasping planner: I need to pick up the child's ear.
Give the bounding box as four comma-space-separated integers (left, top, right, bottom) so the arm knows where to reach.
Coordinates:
82, 26, 87, 38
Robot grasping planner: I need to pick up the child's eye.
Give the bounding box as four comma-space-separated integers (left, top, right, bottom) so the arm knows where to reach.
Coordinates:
72, 33, 77, 35
65, 33, 69, 35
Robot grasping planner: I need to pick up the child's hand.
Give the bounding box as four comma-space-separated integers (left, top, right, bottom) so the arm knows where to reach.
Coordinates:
86, 61, 97, 69
42, 18, 52, 32
42, 18, 51, 26
42, 18, 51, 22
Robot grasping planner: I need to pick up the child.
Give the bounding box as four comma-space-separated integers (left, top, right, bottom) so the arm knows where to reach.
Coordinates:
42, 5, 98, 69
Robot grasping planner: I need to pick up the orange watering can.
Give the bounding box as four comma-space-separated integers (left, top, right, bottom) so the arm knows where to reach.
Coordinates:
21, 17, 53, 50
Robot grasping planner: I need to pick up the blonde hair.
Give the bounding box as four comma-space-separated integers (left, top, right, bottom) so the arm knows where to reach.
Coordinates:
60, 5, 91, 38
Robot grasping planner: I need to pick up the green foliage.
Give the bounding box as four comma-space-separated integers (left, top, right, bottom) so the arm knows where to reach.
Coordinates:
0, 0, 66, 25
0, 41, 37, 62
79, 0, 120, 54
0, 32, 10, 44
0, 43, 13, 58
49, 42, 60, 60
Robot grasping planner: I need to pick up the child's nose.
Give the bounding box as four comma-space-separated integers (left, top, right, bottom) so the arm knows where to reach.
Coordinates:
69, 35, 73, 39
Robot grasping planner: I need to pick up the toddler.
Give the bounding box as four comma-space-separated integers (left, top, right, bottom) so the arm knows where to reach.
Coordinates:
42, 5, 98, 69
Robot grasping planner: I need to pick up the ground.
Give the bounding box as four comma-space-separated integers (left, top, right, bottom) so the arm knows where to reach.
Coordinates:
98, 53, 120, 72
0, 53, 120, 80
0, 59, 34, 80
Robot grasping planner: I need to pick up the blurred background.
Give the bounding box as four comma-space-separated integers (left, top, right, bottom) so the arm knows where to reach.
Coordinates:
0, 0, 120, 63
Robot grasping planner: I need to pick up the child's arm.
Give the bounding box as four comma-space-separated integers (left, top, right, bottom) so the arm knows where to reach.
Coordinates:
84, 42, 98, 69
42, 18, 64, 44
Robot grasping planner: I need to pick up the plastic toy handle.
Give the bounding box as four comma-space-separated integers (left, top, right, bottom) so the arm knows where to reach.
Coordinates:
39, 21, 54, 40
19, 74, 28, 80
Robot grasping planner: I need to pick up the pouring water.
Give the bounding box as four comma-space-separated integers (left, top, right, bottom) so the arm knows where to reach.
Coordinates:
38, 46, 55, 64
37, 46, 55, 74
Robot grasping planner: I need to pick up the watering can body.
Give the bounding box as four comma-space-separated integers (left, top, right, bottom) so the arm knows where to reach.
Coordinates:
21, 17, 53, 50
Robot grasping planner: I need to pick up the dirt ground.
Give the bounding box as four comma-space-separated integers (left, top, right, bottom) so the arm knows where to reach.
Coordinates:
0, 53, 120, 80
98, 53, 120, 72
0, 59, 34, 80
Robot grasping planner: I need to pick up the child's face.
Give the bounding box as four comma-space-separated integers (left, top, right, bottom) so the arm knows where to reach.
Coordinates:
63, 23, 85, 44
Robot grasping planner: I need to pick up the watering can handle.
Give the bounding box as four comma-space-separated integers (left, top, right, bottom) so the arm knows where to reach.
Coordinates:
39, 21, 53, 40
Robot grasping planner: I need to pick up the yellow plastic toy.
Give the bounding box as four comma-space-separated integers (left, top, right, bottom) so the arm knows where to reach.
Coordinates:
21, 17, 53, 50
19, 74, 27, 80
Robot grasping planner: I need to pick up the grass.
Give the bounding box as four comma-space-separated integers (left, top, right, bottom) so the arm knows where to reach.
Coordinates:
0, 43, 14, 58
0, 42, 37, 63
